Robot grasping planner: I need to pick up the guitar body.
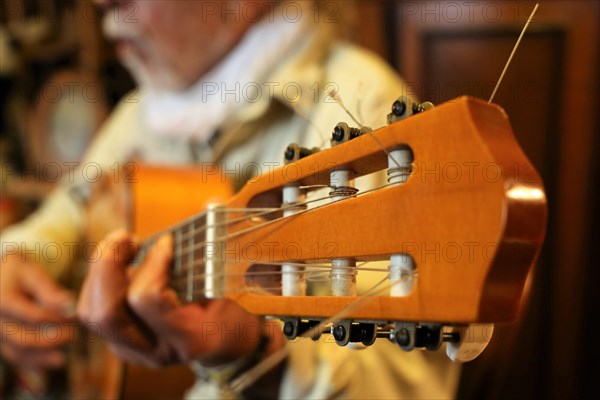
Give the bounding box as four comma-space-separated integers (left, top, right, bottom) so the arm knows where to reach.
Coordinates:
84, 164, 233, 399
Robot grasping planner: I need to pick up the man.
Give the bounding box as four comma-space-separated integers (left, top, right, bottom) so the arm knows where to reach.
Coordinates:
1, 1, 459, 397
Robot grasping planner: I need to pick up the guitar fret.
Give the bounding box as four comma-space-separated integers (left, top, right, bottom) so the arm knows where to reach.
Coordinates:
198, 215, 206, 297
160, 210, 220, 303
187, 220, 195, 302
174, 228, 184, 300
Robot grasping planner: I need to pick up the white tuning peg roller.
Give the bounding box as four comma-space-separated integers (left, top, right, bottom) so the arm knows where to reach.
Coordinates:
445, 323, 494, 362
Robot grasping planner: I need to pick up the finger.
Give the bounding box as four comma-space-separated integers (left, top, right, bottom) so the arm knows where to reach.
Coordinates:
1, 319, 74, 350
77, 229, 153, 352
19, 264, 76, 317
128, 234, 178, 318
96, 228, 140, 272
80, 229, 137, 312
1, 292, 68, 324
1, 344, 65, 370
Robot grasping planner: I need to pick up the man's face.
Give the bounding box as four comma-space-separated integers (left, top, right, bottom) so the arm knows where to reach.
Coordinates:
96, 0, 260, 91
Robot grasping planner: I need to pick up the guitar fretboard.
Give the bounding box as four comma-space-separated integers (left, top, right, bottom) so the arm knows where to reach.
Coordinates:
131, 211, 212, 302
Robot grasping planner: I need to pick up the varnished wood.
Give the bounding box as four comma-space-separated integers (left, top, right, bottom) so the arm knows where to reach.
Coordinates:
220, 97, 546, 323
132, 164, 233, 238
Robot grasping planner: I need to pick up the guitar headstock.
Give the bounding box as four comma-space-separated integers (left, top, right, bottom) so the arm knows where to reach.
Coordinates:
173, 96, 547, 361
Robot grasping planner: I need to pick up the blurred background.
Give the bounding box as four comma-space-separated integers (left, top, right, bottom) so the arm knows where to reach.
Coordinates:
1, 0, 598, 398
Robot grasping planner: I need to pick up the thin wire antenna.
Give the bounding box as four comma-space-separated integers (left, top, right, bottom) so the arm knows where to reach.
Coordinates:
327, 89, 364, 128
488, 3, 539, 103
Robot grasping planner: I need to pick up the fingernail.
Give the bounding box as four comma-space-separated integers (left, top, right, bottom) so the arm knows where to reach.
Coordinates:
102, 228, 129, 245
157, 234, 172, 250
60, 300, 77, 318
98, 228, 129, 253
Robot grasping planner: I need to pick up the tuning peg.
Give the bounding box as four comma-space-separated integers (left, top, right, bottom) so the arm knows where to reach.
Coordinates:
332, 321, 377, 347
330, 122, 372, 146
445, 324, 494, 362
283, 143, 320, 164
282, 318, 324, 341
387, 95, 435, 125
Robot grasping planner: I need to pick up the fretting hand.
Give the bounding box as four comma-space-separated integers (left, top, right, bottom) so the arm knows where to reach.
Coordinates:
77, 229, 284, 368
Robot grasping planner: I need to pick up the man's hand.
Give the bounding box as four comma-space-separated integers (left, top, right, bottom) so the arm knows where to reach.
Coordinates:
0, 254, 76, 369
77, 229, 284, 369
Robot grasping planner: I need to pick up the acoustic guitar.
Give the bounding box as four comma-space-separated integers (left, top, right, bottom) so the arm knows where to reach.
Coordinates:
80, 95, 546, 398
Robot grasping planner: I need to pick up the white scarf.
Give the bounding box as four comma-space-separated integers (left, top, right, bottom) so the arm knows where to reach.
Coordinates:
141, 11, 309, 142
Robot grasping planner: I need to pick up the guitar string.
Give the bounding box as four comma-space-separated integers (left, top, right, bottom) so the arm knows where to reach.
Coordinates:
185, 271, 399, 304
171, 181, 398, 261
173, 272, 390, 301
170, 265, 376, 294
183, 287, 286, 297
141, 94, 403, 252
137, 103, 403, 256
488, 3, 539, 103
327, 89, 364, 127
170, 186, 335, 244
135, 179, 398, 287
135, 193, 334, 254
170, 263, 389, 286
180, 279, 393, 304
173, 264, 388, 283
170, 181, 361, 245
179, 271, 418, 306
134, 207, 276, 250
172, 264, 376, 279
